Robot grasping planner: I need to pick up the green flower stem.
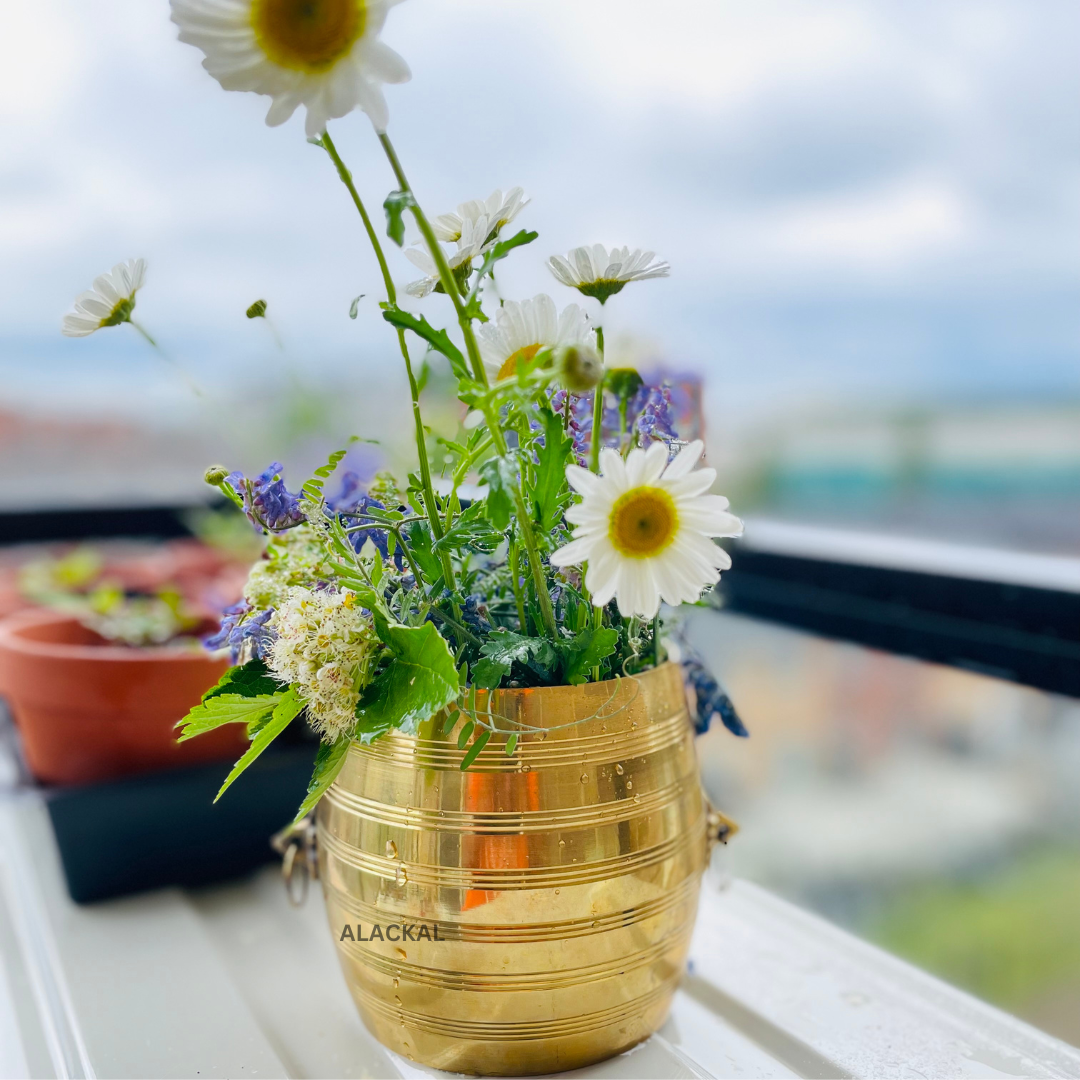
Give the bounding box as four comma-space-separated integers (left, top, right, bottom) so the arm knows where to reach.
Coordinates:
508, 541, 528, 634
446, 434, 494, 529
512, 486, 558, 637
130, 319, 204, 397
377, 133, 488, 387
376, 133, 557, 641
589, 325, 606, 471
319, 131, 456, 592
652, 612, 661, 667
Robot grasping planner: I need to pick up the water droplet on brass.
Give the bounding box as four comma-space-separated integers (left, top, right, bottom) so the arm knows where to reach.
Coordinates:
558, 839, 565, 847
385, 839, 398, 859
554, 889, 560, 895
392, 977, 399, 988
615, 763, 624, 775
631, 721, 638, 729
521, 763, 531, 773
396, 947, 408, 960
394, 995, 402, 1006
580, 773, 588, 784
633, 793, 641, 804
591, 920, 599, 928
626, 780, 633, 790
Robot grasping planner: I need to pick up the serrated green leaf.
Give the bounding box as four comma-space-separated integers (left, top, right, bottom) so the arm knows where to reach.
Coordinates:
533, 405, 573, 532
214, 688, 305, 801
354, 622, 460, 742
176, 692, 282, 742
460, 728, 490, 770
383, 190, 414, 246
381, 306, 469, 381
474, 629, 559, 689
478, 456, 517, 531
201, 659, 284, 703
561, 626, 619, 684
473, 229, 538, 282
293, 735, 350, 823
404, 519, 443, 584
457, 719, 475, 749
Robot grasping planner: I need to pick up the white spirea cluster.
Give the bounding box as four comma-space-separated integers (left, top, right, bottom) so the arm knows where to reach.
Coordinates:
268, 586, 379, 741
245, 524, 337, 612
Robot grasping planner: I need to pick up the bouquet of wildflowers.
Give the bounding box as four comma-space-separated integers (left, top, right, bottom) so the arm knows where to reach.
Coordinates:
62, 0, 746, 818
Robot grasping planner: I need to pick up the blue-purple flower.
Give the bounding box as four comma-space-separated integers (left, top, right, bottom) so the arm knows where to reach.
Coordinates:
328, 473, 394, 562
682, 656, 747, 737
204, 601, 275, 664
225, 463, 304, 533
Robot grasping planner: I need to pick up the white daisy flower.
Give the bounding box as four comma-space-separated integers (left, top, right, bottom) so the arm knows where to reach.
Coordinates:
478, 293, 594, 382
547, 244, 670, 304
550, 440, 743, 619
432, 187, 530, 246
169, 0, 410, 137
61, 259, 147, 338
404, 215, 490, 298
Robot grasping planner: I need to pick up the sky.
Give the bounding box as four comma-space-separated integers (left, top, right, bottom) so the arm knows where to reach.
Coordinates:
1, 0, 1078, 434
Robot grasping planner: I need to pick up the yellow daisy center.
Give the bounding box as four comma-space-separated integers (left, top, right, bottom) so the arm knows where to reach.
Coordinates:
609, 487, 679, 558
251, 0, 366, 73
497, 342, 542, 380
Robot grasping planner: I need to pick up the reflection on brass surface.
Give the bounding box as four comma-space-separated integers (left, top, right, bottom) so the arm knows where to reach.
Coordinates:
317, 662, 709, 1075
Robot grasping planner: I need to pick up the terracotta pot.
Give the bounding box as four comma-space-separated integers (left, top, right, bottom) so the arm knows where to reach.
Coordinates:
0, 608, 244, 785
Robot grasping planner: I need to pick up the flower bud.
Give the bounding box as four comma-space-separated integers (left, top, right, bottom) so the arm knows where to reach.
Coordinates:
204, 465, 231, 487
246, 299, 267, 319
553, 343, 604, 393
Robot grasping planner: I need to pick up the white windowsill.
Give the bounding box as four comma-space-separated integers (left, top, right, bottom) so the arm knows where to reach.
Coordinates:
1, 790, 1079, 1080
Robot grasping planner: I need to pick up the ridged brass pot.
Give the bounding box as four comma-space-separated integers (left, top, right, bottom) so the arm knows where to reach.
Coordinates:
317, 662, 709, 1075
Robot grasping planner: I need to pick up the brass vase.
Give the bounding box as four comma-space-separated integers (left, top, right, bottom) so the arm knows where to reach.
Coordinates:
317, 661, 712, 1076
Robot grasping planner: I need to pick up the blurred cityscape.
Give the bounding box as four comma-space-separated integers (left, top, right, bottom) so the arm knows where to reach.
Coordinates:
689, 609, 1080, 1047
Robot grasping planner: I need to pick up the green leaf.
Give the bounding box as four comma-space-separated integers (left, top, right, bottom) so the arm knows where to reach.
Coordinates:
457, 719, 474, 749
202, 659, 283, 703
405, 519, 444, 584
561, 626, 619, 684
348, 295, 364, 319
473, 229, 538, 282
441, 709, 460, 737
505, 732, 519, 756
176, 692, 282, 743
478, 456, 517, 531
474, 629, 559, 689
383, 190, 414, 247
293, 736, 350, 823
214, 688, 305, 801
302, 438, 360, 501
533, 405, 574, 532
246, 299, 267, 319
354, 622, 460, 741
381, 306, 469, 381
460, 728, 491, 770
432, 511, 502, 555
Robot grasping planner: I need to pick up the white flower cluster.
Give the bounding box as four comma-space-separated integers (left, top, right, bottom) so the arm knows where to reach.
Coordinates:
268, 586, 379, 741
244, 524, 337, 612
